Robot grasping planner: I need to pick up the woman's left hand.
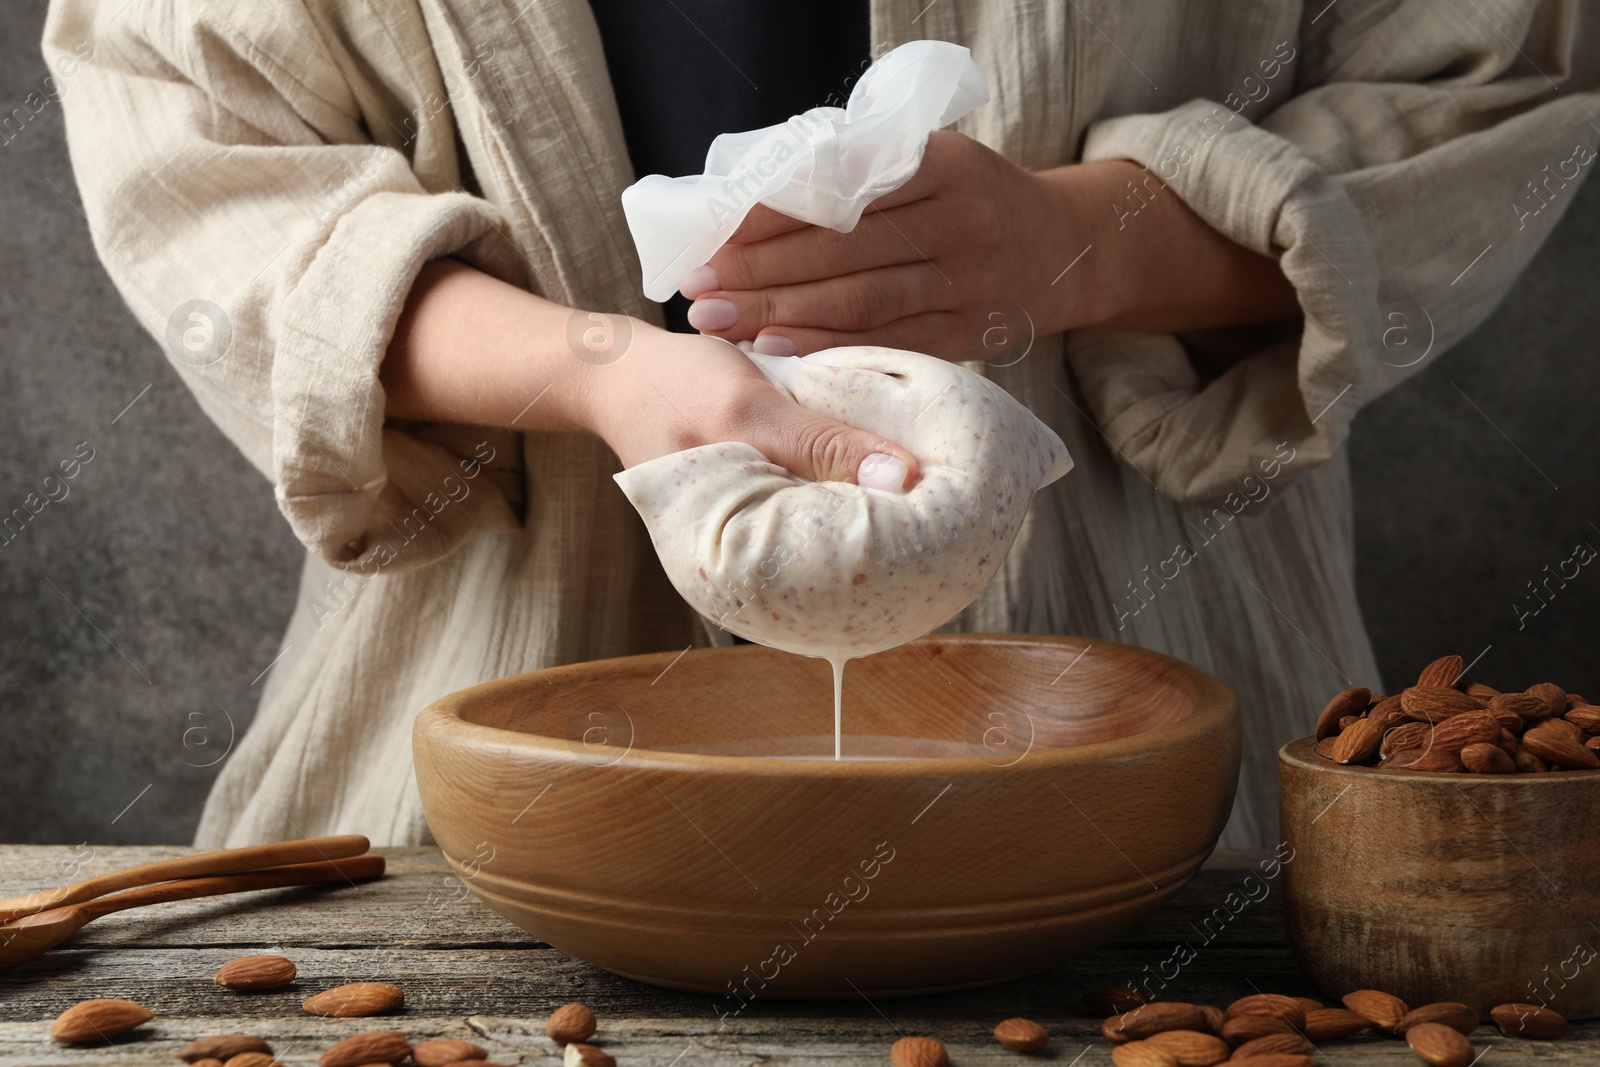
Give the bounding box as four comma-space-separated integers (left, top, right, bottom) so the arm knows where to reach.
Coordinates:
679, 131, 1101, 361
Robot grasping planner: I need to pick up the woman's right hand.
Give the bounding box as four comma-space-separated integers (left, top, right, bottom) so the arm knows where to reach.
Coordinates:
579, 325, 920, 490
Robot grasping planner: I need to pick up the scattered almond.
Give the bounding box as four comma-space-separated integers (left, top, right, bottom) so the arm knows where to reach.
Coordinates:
1342, 989, 1408, 1030
1109, 1043, 1178, 1067
993, 1017, 1049, 1051
1143, 1029, 1229, 1065
1219, 1013, 1296, 1046
1405, 1021, 1473, 1067
1301, 1007, 1369, 1040
50, 998, 154, 1045
1490, 1002, 1567, 1039
1400, 686, 1483, 723
546, 1003, 597, 1044
1224, 994, 1305, 1030
565, 1044, 617, 1067
1527, 682, 1568, 715
224, 1054, 278, 1067
319, 1031, 412, 1067
1229, 1032, 1312, 1057
1387, 746, 1465, 773
413, 1038, 490, 1066
303, 981, 405, 1018
215, 954, 297, 990
1565, 706, 1600, 732
1395, 1002, 1478, 1037
1428, 711, 1500, 753
181, 1036, 274, 1062
1104, 1002, 1210, 1041
889, 1036, 947, 1067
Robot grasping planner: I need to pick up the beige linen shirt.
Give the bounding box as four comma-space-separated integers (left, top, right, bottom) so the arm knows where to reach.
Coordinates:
44, 0, 1599, 849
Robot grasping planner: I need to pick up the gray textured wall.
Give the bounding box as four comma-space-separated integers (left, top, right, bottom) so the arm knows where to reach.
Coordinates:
3, 4, 1597, 844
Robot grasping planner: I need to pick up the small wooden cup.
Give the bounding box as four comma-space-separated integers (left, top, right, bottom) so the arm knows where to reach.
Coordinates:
1280, 736, 1600, 1019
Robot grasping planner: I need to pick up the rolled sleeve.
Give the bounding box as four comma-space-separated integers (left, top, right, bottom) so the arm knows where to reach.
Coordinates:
45, 0, 529, 569
1070, 0, 1600, 503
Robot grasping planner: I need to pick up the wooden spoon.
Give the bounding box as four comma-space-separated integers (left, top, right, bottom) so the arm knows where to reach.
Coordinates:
0, 834, 370, 923
0, 852, 385, 970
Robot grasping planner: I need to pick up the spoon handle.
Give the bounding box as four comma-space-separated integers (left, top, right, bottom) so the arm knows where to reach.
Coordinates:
75, 853, 386, 921
0, 835, 370, 922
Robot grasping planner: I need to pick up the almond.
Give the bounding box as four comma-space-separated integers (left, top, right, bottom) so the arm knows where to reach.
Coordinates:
1489, 692, 1551, 722
1223, 1057, 1311, 1067
1105, 1002, 1210, 1041
319, 1031, 412, 1067
1330, 716, 1385, 764
565, 1044, 616, 1067
1543, 717, 1588, 743
1460, 742, 1515, 774
1416, 655, 1465, 689
1588, 736, 1600, 751
1405, 1021, 1473, 1067
50, 998, 154, 1045
1395, 1002, 1478, 1036
303, 981, 405, 1018
1367, 695, 1405, 728
1571, 692, 1592, 705
1313, 736, 1338, 760
1464, 681, 1500, 701
1291, 997, 1324, 1014
1301, 1007, 1369, 1040
215, 954, 297, 990
1229, 1032, 1312, 1057
546, 1003, 597, 1044
192, 1060, 225, 1067
1429, 711, 1500, 753
1514, 745, 1549, 772
1400, 686, 1482, 723
1110, 1043, 1178, 1067
1489, 1002, 1567, 1039
1224, 994, 1305, 1029
1380, 721, 1430, 759
890, 1036, 947, 1067
1199, 1004, 1225, 1035
1315, 686, 1370, 740
993, 1018, 1049, 1052
1527, 682, 1567, 715
1144, 1029, 1229, 1066
1219, 1013, 1296, 1046
1523, 721, 1600, 769
1338, 714, 1360, 731
1497, 727, 1519, 756
1565, 706, 1600, 733
181, 1036, 274, 1062
1388, 746, 1464, 773
413, 1038, 490, 1066
1084, 985, 1149, 1016
1491, 707, 1525, 733
224, 1055, 278, 1067
1341, 989, 1408, 1030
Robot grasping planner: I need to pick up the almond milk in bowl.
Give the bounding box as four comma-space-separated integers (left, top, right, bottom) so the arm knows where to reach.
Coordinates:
412, 634, 1240, 995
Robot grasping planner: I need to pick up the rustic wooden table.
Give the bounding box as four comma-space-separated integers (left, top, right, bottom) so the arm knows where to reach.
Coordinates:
0, 846, 1587, 1065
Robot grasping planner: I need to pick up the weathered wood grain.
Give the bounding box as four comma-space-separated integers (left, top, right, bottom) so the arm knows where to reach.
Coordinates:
0, 846, 1591, 1065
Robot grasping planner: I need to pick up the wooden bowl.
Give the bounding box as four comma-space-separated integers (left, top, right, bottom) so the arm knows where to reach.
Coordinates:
413, 634, 1239, 996
1280, 737, 1600, 1018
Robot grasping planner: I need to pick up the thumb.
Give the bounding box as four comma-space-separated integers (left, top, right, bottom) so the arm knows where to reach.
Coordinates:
763, 404, 921, 490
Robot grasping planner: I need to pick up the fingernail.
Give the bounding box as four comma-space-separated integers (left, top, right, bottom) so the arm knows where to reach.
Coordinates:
751, 334, 798, 356
678, 265, 720, 299
857, 453, 909, 492
686, 298, 738, 331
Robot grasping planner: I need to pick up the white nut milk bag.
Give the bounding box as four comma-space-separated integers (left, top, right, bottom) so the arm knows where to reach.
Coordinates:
615, 40, 1074, 664
613, 348, 1072, 659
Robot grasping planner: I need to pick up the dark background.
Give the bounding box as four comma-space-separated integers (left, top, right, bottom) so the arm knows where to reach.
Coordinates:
3, 3, 1597, 844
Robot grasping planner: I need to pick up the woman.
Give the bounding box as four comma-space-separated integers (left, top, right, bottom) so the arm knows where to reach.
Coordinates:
44, 0, 1598, 848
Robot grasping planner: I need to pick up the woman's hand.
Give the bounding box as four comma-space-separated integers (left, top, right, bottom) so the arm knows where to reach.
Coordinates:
678, 132, 1299, 359
582, 327, 920, 488
381, 260, 919, 488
